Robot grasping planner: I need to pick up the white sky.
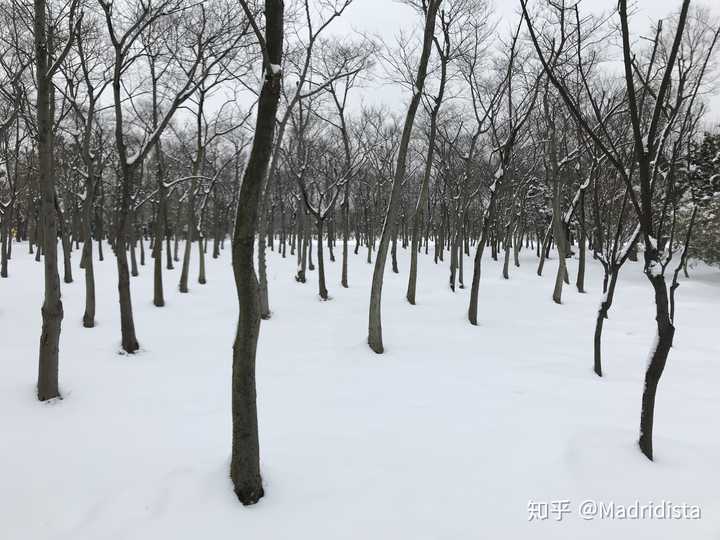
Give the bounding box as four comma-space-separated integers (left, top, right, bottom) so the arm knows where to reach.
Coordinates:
331, 0, 720, 125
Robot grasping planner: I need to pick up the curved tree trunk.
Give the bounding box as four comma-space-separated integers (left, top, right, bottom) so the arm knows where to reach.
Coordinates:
468, 205, 493, 326
368, 0, 441, 353
230, 0, 283, 503
638, 273, 674, 460
593, 267, 619, 377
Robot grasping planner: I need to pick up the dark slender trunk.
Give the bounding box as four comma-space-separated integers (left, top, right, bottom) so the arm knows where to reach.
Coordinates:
341, 193, 349, 288
391, 231, 399, 274
593, 267, 619, 377
60, 217, 73, 284
153, 183, 166, 306
368, 0, 441, 353
198, 236, 206, 284
82, 188, 96, 327
179, 198, 193, 293
139, 233, 145, 266
537, 223, 552, 276
130, 231, 139, 278
308, 233, 314, 271
317, 219, 328, 300
165, 231, 173, 270
502, 224, 511, 280
295, 209, 306, 283
468, 189, 498, 326
576, 226, 586, 293
458, 225, 464, 288
230, 2, 283, 502
35, 0, 63, 400
0, 220, 8, 277
638, 274, 674, 461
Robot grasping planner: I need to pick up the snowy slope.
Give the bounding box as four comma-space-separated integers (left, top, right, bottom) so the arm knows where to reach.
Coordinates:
1, 240, 719, 539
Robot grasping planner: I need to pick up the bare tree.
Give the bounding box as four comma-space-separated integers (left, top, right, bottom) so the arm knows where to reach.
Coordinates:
368, 0, 442, 353
230, 0, 284, 505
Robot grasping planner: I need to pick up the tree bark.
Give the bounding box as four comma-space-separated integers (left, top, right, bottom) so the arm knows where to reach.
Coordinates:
35, 0, 64, 400
368, 0, 441, 353
230, 0, 283, 505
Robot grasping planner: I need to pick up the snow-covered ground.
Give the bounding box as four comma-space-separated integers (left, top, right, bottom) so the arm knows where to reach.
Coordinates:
1, 240, 719, 539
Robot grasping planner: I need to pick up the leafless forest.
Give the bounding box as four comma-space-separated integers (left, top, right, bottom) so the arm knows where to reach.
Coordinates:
1, 0, 720, 510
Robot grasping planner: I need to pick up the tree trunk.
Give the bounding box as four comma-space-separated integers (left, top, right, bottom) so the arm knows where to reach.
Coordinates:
295, 209, 306, 283
179, 197, 194, 293
341, 192, 349, 288
368, 0, 441, 353
35, 0, 63, 401
576, 225, 586, 293
468, 209, 492, 326
82, 189, 96, 327
638, 273, 675, 460
537, 223, 551, 275
198, 236, 206, 284
1, 220, 8, 278
593, 267, 619, 377
316, 219, 328, 300
230, 0, 283, 503
153, 180, 166, 307
391, 231, 399, 274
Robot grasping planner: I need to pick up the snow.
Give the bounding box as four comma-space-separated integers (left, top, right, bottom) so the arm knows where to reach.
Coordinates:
2, 241, 720, 539
269, 64, 282, 75
648, 260, 663, 277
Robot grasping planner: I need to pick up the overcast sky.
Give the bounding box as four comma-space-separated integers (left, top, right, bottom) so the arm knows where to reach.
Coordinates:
329, 0, 720, 125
